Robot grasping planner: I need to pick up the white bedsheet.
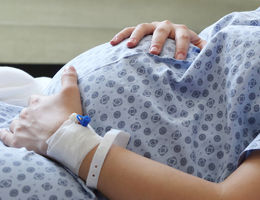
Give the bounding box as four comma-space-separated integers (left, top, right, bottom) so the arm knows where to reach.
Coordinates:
0, 67, 51, 107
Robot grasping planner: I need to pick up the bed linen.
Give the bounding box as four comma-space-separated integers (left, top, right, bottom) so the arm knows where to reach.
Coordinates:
0, 67, 51, 107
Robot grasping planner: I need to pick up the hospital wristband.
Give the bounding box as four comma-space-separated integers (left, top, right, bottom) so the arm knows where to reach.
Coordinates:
86, 129, 130, 189
46, 113, 130, 190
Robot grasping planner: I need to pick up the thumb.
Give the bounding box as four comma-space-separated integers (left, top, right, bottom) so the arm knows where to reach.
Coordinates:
59, 66, 82, 114
0, 128, 14, 147
189, 30, 207, 50
61, 66, 78, 89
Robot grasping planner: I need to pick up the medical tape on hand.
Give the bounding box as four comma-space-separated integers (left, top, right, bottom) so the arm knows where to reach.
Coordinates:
46, 113, 102, 175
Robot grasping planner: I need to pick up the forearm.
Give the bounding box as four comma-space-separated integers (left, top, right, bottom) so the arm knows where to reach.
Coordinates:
79, 145, 222, 200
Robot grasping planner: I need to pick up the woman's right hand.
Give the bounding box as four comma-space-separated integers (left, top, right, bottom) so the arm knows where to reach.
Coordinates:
0, 66, 82, 156
110, 21, 207, 60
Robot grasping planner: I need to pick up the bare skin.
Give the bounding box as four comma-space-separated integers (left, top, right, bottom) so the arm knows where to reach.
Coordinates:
1, 67, 260, 200
110, 20, 207, 60
0, 66, 82, 156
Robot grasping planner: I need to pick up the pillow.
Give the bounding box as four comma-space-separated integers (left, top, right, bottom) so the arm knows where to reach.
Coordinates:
0, 67, 43, 107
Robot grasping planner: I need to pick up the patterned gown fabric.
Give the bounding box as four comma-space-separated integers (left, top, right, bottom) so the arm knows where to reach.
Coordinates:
1, 8, 260, 199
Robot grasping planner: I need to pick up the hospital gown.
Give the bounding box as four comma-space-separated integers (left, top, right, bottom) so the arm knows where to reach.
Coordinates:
1, 7, 260, 200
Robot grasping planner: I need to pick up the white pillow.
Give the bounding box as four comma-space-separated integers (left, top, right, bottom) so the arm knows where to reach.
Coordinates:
0, 67, 50, 107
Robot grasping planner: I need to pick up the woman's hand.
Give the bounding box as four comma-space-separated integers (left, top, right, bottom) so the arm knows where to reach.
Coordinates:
110, 21, 207, 60
0, 66, 82, 156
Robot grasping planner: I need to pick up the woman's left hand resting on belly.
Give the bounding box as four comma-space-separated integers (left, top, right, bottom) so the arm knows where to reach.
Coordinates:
0, 67, 260, 200
110, 20, 207, 60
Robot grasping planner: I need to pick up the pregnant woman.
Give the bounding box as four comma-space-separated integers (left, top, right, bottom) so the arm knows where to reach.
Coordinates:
1, 8, 260, 200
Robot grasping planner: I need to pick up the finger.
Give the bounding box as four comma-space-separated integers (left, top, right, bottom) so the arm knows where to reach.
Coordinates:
150, 21, 173, 55
61, 66, 78, 89
19, 108, 29, 119
127, 23, 155, 48
28, 95, 40, 106
189, 30, 207, 49
60, 66, 82, 113
0, 128, 15, 147
9, 119, 19, 133
110, 27, 135, 46
174, 25, 191, 60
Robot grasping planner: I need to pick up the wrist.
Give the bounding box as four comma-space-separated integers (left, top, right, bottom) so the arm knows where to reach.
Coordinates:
86, 129, 130, 188
79, 144, 121, 190
79, 144, 99, 181
46, 113, 130, 189
46, 113, 102, 175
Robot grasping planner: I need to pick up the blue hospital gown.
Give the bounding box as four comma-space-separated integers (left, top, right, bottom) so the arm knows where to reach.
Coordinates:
1, 7, 260, 199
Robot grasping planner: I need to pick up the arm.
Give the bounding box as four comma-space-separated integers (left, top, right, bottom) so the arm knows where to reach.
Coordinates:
110, 21, 207, 60
1, 67, 259, 200
80, 145, 220, 200
81, 145, 260, 200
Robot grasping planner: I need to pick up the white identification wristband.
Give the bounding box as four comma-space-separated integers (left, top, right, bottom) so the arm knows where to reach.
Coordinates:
46, 113, 102, 175
86, 129, 130, 189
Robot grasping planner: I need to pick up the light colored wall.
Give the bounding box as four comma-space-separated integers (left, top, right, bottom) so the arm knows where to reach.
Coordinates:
0, 0, 259, 64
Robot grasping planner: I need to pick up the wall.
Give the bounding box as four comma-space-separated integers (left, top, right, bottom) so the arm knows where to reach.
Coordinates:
0, 0, 259, 64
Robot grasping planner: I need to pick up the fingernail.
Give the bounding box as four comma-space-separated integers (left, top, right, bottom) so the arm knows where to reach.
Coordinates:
110, 37, 119, 45
68, 66, 75, 71
127, 38, 137, 48
150, 46, 159, 54
64, 66, 75, 72
111, 36, 118, 42
176, 52, 185, 60
129, 38, 137, 44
